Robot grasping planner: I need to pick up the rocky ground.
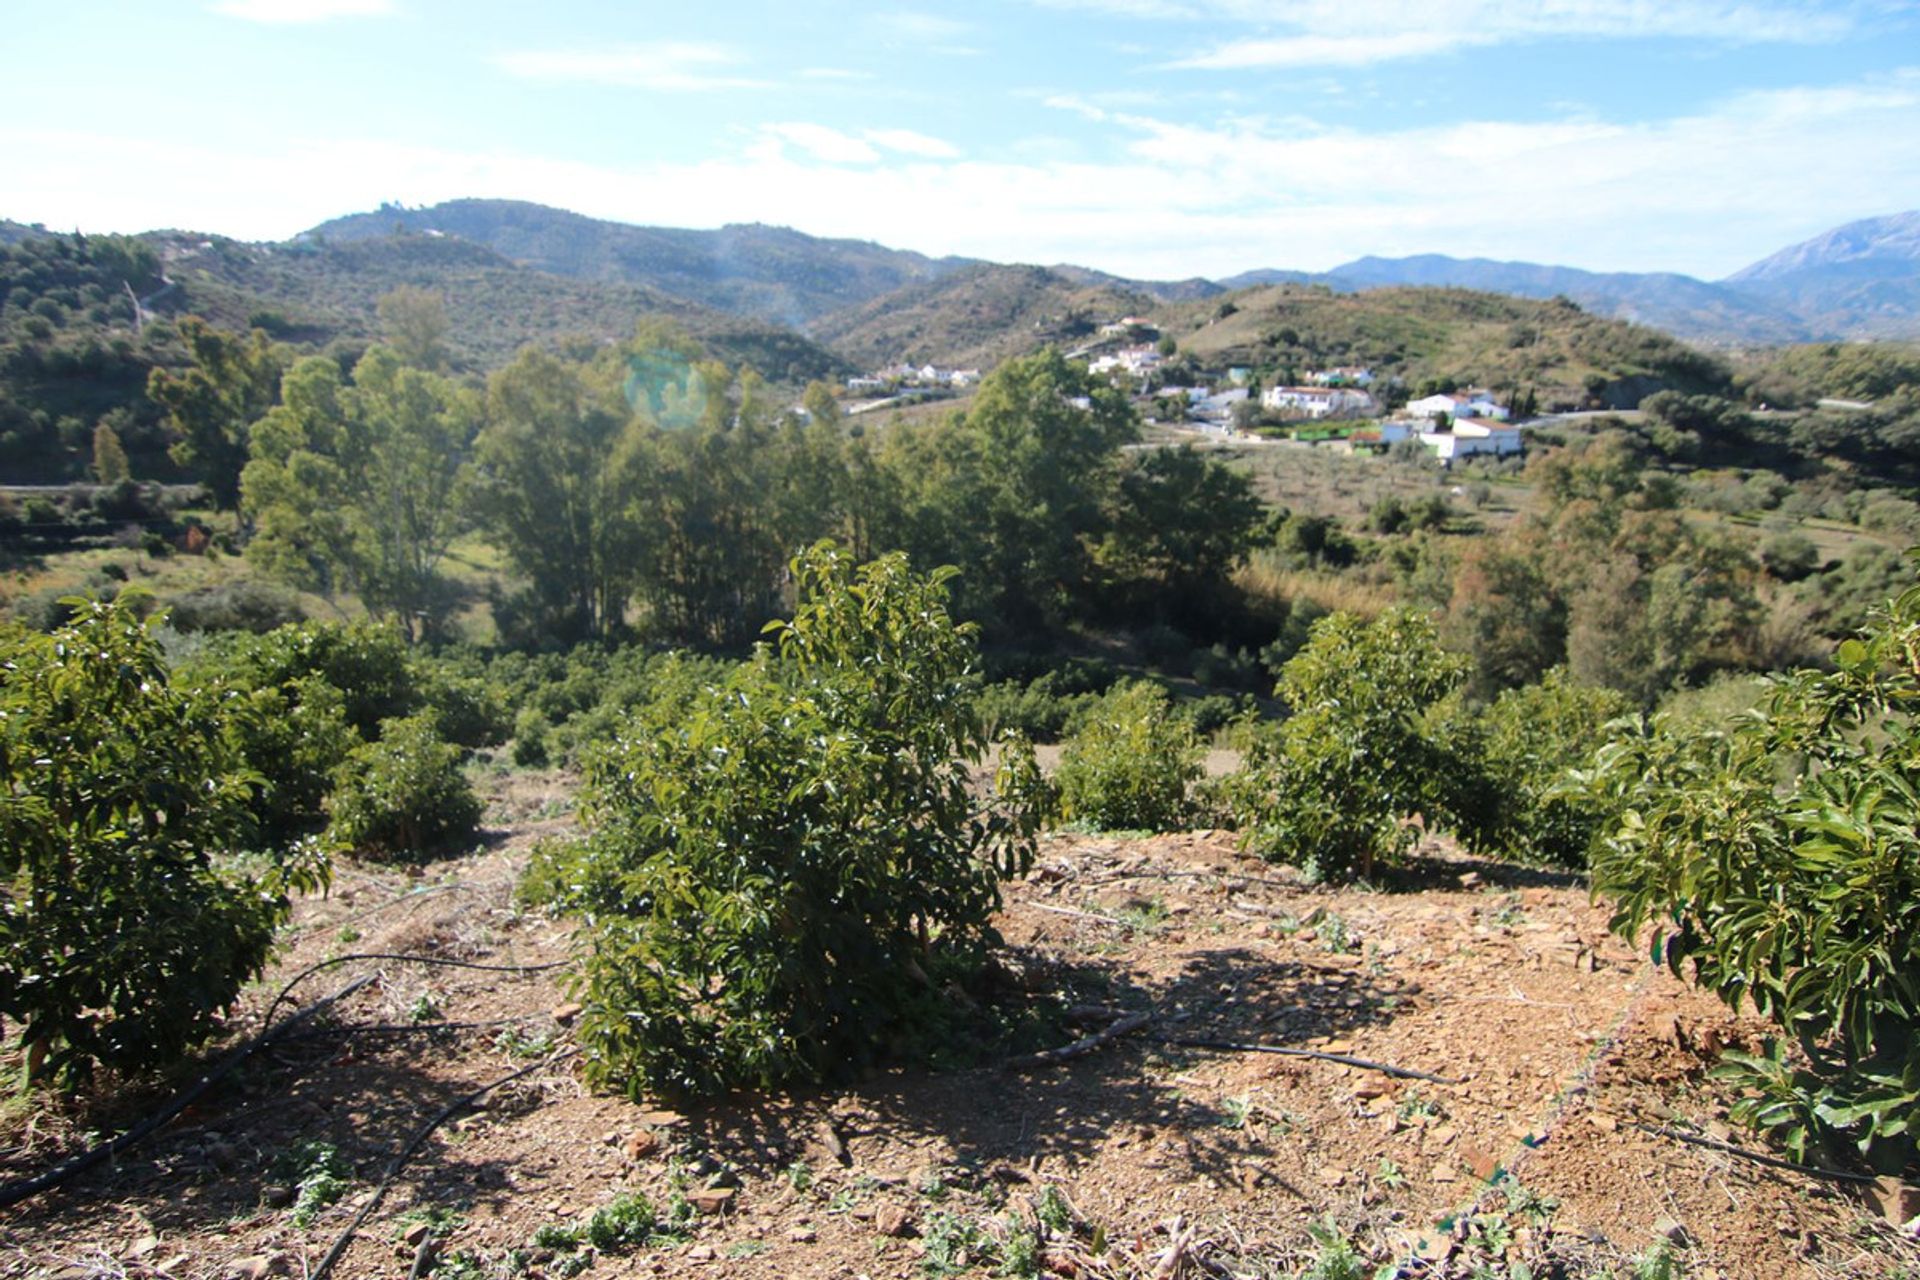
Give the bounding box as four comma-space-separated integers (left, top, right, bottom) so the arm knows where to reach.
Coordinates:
3, 766, 1917, 1280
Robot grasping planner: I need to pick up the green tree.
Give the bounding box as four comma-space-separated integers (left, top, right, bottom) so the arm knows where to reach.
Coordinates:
472, 347, 646, 642
541, 544, 1047, 1097
91, 420, 130, 484
1100, 445, 1261, 620
0, 598, 325, 1084
889, 349, 1136, 629
148, 318, 286, 510
242, 346, 479, 640
1055, 680, 1200, 832
375, 285, 451, 371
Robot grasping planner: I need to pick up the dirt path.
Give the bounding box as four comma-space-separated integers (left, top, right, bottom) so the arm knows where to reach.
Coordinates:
2, 772, 1913, 1280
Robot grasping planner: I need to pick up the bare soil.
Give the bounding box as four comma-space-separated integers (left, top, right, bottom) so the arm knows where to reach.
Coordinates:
4, 767, 1916, 1280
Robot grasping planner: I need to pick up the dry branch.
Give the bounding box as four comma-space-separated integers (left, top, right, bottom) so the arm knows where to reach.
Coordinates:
1010, 1010, 1154, 1071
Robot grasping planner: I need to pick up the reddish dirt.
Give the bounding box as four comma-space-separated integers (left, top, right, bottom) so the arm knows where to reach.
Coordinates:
3, 769, 1916, 1280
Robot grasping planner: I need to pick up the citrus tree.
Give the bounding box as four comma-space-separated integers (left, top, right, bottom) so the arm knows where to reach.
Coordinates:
547, 543, 1047, 1097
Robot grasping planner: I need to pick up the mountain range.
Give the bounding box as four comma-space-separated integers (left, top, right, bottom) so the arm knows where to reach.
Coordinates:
303, 201, 1920, 348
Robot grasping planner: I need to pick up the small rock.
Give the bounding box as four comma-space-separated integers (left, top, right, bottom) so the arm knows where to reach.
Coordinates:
1462, 1146, 1499, 1183
402, 1222, 433, 1247
875, 1203, 915, 1238
1352, 1079, 1391, 1101
788, 1226, 818, 1243
1457, 872, 1483, 889
1587, 1113, 1618, 1133
551, 1002, 584, 1024
687, 1187, 737, 1215
636, 1109, 685, 1128
819, 1119, 851, 1165
1867, 1176, 1920, 1228
686, 1244, 715, 1262
230, 1254, 284, 1280
1654, 1217, 1692, 1248
1430, 1163, 1458, 1184
1315, 1168, 1347, 1187
128, 1236, 160, 1259
625, 1129, 661, 1160
260, 1185, 293, 1209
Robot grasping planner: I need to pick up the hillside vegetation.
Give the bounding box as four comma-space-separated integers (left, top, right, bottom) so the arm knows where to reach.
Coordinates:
809, 263, 1158, 370
306, 199, 973, 330
1165, 283, 1730, 407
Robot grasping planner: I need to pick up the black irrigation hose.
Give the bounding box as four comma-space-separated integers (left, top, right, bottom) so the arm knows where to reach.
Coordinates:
1628, 1121, 1881, 1185
0, 974, 377, 1212
0, 950, 569, 1212
274, 1015, 550, 1045
261, 952, 570, 1029
309, 1048, 578, 1280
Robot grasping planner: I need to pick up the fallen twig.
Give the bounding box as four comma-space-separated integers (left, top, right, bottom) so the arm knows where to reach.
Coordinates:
1010, 1011, 1155, 1071
262, 951, 569, 1028
1027, 903, 1132, 928
1166, 1036, 1465, 1084
1627, 1122, 1878, 1185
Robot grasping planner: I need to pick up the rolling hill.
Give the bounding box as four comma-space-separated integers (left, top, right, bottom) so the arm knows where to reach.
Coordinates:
303, 199, 975, 332
1159, 283, 1731, 409
806, 263, 1159, 371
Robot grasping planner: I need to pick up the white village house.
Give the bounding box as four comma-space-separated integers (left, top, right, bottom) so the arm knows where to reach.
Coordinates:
1420, 417, 1523, 461
1406, 390, 1510, 422
1307, 366, 1375, 387
1261, 385, 1375, 418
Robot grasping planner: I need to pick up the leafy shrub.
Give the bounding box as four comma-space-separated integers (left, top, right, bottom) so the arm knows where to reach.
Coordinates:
554, 543, 1047, 1097
0, 598, 325, 1084
1226, 609, 1465, 882
1586, 565, 1920, 1170
165, 578, 306, 633
1055, 680, 1200, 832
1446, 670, 1630, 867
325, 714, 482, 861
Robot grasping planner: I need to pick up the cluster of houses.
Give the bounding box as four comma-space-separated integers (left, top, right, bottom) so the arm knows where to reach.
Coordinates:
845, 363, 982, 396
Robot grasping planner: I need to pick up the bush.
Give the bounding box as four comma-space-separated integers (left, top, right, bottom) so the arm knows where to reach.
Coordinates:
1455, 671, 1630, 867
1227, 609, 1465, 882
325, 714, 482, 861
0, 598, 325, 1084
1055, 681, 1201, 832
1586, 566, 1920, 1171
165, 578, 306, 633
553, 544, 1048, 1097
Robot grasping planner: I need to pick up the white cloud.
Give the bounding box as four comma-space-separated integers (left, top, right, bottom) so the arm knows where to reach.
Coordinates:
866, 128, 961, 158
210, 0, 392, 21
493, 43, 772, 92
760, 123, 882, 164
8, 69, 1919, 281
1033, 0, 1867, 67
798, 67, 876, 81
872, 11, 973, 40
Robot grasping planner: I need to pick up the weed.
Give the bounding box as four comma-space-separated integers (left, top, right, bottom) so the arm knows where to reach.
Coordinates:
728, 1241, 768, 1259
1314, 911, 1358, 954
337, 926, 362, 943
430, 1250, 487, 1280
998, 1221, 1041, 1278
1374, 1158, 1407, 1190
921, 1211, 988, 1277
1467, 1210, 1514, 1256
552, 1254, 592, 1279
408, 993, 442, 1024
1220, 1095, 1254, 1129
584, 1192, 656, 1251
1114, 898, 1171, 932
1302, 1215, 1368, 1280
1397, 1090, 1445, 1123
1632, 1241, 1686, 1280
784, 1158, 814, 1193
396, 1205, 466, 1240
529, 1223, 581, 1252
493, 1027, 556, 1059
918, 1167, 951, 1201
1487, 893, 1527, 930
1504, 1181, 1560, 1224
1035, 1185, 1072, 1234
272, 1141, 352, 1227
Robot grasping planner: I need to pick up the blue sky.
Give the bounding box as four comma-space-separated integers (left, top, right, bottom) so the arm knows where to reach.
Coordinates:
5, 1, 1919, 279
